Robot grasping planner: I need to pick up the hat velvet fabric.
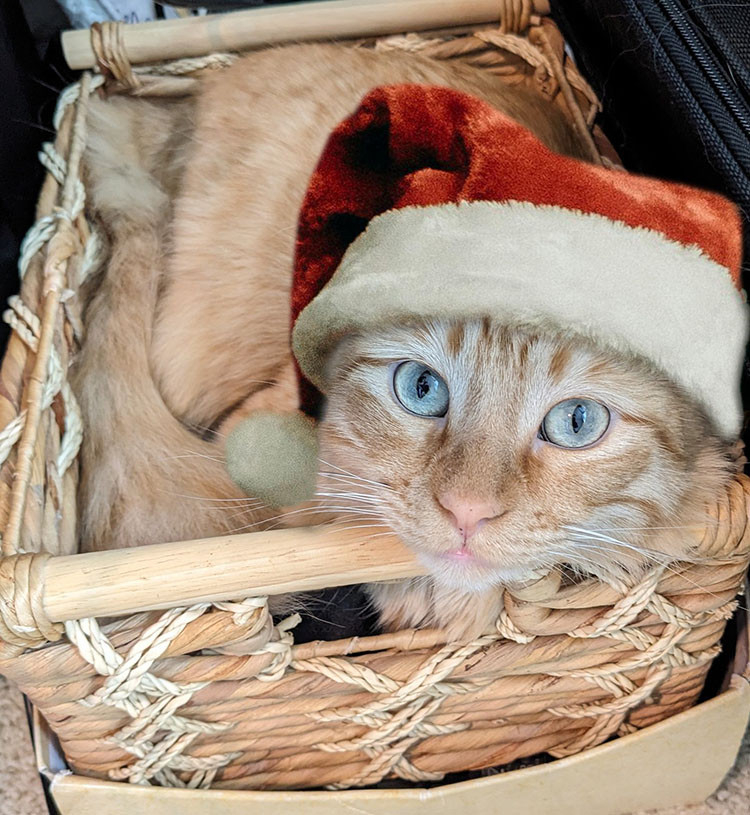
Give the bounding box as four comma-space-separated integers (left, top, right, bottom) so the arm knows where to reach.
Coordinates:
226, 84, 747, 507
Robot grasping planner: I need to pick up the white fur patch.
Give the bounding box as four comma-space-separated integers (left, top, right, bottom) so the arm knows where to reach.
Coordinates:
293, 201, 748, 438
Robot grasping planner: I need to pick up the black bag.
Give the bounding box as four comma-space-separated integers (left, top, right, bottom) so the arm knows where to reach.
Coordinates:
550, 0, 750, 425
550, 0, 750, 269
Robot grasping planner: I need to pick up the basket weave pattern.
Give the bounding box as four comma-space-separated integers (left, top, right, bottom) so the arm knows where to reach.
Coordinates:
0, 10, 749, 792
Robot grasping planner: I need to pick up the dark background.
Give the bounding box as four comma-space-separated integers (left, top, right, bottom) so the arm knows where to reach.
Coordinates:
1, 0, 74, 350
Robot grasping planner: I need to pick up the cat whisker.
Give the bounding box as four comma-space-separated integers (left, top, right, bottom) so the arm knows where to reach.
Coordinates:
315, 489, 383, 500
562, 525, 659, 549
312, 508, 386, 519
225, 506, 348, 532
530, 564, 570, 582
155, 488, 265, 506
564, 527, 740, 567
318, 476, 394, 501
160, 452, 225, 463
329, 530, 400, 548
232, 504, 388, 533
315, 492, 381, 506
194, 506, 260, 518
325, 511, 389, 522
263, 516, 386, 533
187, 423, 228, 440
561, 537, 738, 604
560, 539, 695, 588
582, 524, 718, 532
563, 527, 697, 562
225, 508, 267, 522
563, 533, 676, 565
311, 506, 385, 515
318, 460, 396, 492
563, 539, 657, 564
328, 523, 393, 533
319, 467, 395, 485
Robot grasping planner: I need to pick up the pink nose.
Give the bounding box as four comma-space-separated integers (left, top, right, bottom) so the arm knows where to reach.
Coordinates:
437, 493, 505, 542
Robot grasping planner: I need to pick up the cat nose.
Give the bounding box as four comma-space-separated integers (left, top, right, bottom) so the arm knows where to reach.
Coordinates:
437, 492, 505, 542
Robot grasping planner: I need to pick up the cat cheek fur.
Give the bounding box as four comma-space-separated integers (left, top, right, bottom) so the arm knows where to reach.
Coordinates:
317, 320, 734, 640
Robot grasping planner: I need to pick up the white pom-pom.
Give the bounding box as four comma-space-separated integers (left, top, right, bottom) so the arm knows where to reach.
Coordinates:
225, 411, 318, 507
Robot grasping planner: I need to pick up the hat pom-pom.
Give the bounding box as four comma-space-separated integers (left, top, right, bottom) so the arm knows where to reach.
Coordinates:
225, 411, 318, 508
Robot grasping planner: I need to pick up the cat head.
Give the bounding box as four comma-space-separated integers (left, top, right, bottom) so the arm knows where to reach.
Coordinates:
316, 319, 732, 600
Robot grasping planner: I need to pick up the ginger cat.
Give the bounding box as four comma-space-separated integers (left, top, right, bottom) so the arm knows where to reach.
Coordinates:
75, 45, 736, 639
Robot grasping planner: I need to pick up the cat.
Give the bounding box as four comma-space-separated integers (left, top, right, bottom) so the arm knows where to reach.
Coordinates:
318, 321, 732, 636
75, 44, 736, 640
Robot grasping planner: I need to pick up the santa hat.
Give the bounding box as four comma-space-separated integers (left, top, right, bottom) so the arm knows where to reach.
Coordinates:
226, 84, 747, 507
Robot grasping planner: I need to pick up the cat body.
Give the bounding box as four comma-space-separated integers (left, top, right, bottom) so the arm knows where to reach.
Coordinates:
76, 44, 735, 640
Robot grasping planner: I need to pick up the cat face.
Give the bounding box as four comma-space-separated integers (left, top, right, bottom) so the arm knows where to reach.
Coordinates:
317, 319, 729, 612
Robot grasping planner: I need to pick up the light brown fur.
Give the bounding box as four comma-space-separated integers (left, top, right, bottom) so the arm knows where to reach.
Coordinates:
75, 44, 735, 640
75, 95, 278, 552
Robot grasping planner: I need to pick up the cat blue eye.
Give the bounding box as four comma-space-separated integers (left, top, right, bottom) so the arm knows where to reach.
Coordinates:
392, 361, 449, 418
540, 398, 610, 448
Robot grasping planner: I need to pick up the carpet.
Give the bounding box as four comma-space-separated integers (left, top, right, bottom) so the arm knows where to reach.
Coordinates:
0, 676, 46, 815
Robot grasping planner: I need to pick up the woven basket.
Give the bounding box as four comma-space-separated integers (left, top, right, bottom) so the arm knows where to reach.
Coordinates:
1, 0, 749, 794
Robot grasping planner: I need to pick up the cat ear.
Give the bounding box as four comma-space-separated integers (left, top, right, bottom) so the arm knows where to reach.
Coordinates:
225, 411, 318, 508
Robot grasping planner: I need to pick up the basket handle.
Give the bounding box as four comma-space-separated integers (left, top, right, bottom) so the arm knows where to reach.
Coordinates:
41, 524, 422, 622
2, 473, 747, 648
61, 0, 551, 71
36, 471, 750, 624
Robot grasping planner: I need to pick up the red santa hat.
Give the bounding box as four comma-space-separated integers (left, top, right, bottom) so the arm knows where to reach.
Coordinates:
226, 84, 747, 507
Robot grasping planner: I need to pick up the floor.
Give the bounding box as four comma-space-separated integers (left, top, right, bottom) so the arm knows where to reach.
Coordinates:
0, 673, 748, 815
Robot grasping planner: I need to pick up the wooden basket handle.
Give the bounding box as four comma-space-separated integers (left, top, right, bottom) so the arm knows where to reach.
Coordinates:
61, 0, 551, 71
1, 473, 748, 657
42, 524, 422, 622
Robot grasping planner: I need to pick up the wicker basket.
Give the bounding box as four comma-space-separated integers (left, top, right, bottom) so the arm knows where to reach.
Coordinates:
1, 0, 749, 799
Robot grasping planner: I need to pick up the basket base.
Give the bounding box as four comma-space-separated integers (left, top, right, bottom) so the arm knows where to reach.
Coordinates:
36, 676, 750, 815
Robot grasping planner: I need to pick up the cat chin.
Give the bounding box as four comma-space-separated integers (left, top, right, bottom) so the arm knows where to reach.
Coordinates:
418, 553, 538, 593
